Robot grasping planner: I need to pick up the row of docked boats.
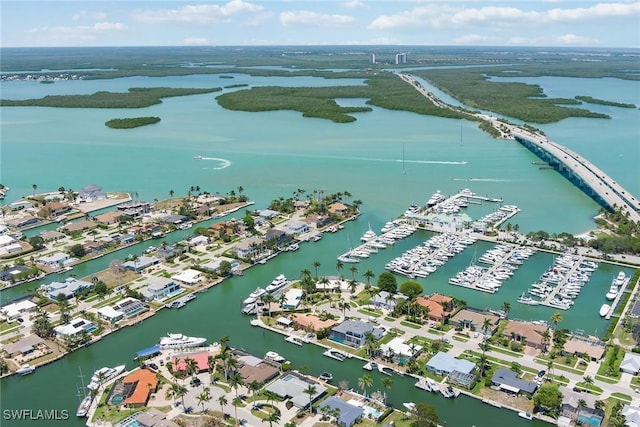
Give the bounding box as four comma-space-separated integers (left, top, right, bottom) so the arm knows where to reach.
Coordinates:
322, 348, 352, 361
338, 222, 418, 264
414, 376, 457, 398
386, 232, 476, 279
77, 364, 126, 417
474, 204, 520, 228
519, 255, 598, 310
241, 274, 289, 314
600, 271, 627, 317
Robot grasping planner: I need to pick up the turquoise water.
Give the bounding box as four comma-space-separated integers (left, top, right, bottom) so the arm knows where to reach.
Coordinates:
1, 64, 639, 427
577, 413, 603, 426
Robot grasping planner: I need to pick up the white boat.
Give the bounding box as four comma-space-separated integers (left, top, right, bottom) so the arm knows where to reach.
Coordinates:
337, 254, 359, 263
363, 361, 377, 371
193, 155, 203, 160
517, 293, 540, 306
599, 304, 610, 317
266, 274, 288, 293
243, 287, 267, 305
606, 284, 619, 301
265, 351, 285, 363
323, 348, 350, 361
319, 372, 333, 382
76, 395, 93, 417
178, 222, 192, 230
312, 234, 322, 242
285, 335, 306, 346
403, 402, 416, 411
87, 365, 126, 390
287, 243, 299, 251
158, 333, 206, 349
361, 227, 377, 242
518, 411, 533, 420
16, 364, 35, 376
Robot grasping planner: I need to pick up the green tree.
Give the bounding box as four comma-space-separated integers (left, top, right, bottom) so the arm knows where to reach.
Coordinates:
377, 272, 398, 293
399, 281, 423, 299
312, 261, 321, 280
262, 410, 281, 427
32, 183, 37, 197
363, 269, 375, 289
217, 394, 228, 417
69, 243, 86, 258
231, 396, 242, 424
409, 402, 439, 427
218, 260, 232, 277
358, 373, 373, 398
304, 384, 317, 414
533, 383, 563, 414
501, 301, 511, 319
0, 358, 8, 376
551, 312, 562, 330
28, 236, 45, 250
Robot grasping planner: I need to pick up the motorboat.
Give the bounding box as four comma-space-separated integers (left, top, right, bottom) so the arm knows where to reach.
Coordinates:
158, 333, 206, 349
599, 304, 611, 317
76, 395, 93, 417
363, 361, 377, 371
319, 372, 333, 382
243, 287, 267, 305
193, 155, 203, 160
360, 226, 377, 242
323, 348, 350, 361
87, 365, 126, 390
403, 402, 416, 411
312, 234, 322, 242
266, 274, 288, 293
265, 351, 285, 363
605, 284, 619, 301
287, 243, 299, 251
518, 411, 533, 420
517, 293, 540, 306
285, 335, 307, 346
16, 364, 35, 376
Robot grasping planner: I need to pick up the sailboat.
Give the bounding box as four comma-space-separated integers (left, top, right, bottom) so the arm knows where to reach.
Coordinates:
76, 368, 93, 418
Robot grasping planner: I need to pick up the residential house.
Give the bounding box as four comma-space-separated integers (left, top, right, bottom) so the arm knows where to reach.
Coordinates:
94, 211, 123, 225
36, 252, 71, 268
134, 409, 180, 427
258, 209, 279, 219
293, 313, 337, 332
415, 293, 453, 322
233, 236, 264, 259
328, 202, 349, 216
329, 320, 384, 348
83, 241, 107, 254
562, 335, 606, 361
78, 184, 107, 202
96, 306, 125, 323
426, 352, 475, 376
449, 308, 500, 335
2, 335, 45, 358
621, 353, 640, 374
502, 320, 548, 353
491, 368, 538, 395
53, 317, 96, 339
0, 299, 37, 322
7, 216, 41, 229
39, 230, 66, 242
209, 221, 236, 239
286, 220, 309, 235
123, 255, 160, 272
117, 201, 151, 218
317, 397, 364, 427
122, 369, 158, 407
155, 244, 186, 260
140, 276, 180, 301
8, 200, 33, 211
381, 337, 422, 359
162, 214, 188, 225
264, 373, 326, 409
264, 229, 289, 246
40, 278, 93, 300
370, 291, 399, 310
63, 220, 98, 233
46, 202, 72, 218
0, 265, 31, 282
622, 405, 640, 427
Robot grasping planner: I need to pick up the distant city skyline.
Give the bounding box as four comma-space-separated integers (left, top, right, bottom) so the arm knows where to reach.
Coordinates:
1, 1, 639, 48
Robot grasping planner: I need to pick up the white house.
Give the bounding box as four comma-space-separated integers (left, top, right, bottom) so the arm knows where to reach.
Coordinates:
381, 337, 422, 359
140, 276, 180, 301
172, 269, 202, 286
36, 252, 71, 267
96, 306, 125, 323
40, 277, 93, 300
620, 353, 640, 374
54, 318, 96, 339
0, 300, 37, 322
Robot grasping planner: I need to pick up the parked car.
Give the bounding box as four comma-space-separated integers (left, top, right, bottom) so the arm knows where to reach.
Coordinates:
147, 363, 159, 371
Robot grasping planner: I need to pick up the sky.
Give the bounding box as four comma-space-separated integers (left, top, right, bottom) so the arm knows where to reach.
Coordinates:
1, 1, 639, 48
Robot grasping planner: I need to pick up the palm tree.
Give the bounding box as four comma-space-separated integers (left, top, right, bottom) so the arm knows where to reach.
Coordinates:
261, 293, 275, 317
232, 396, 242, 424
381, 377, 393, 405
363, 269, 375, 290
482, 318, 493, 338
551, 312, 562, 330
176, 384, 188, 407
364, 331, 378, 359
339, 300, 350, 319
312, 261, 321, 280
335, 260, 344, 278
583, 375, 594, 388
541, 328, 551, 353
262, 411, 281, 427
32, 183, 37, 197
247, 380, 261, 406
577, 398, 587, 420
169, 189, 175, 200
501, 301, 511, 319
166, 382, 182, 405
230, 372, 244, 397
358, 373, 373, 398
304, 384, 317, 414
478, 353, 489, 378
217, 394, 228, 417
197, 388, 211, 412
349, 266, 358, 282
184, 357, 198, 380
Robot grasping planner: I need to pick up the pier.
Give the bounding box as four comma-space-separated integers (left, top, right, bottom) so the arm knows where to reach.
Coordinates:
606, 277, 631, 320
538, 258, 584, 310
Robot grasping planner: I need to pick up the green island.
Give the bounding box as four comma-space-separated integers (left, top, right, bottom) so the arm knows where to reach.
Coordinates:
575, 96, 636, 108
105, 116, 161, 129
0, 87, 221, 108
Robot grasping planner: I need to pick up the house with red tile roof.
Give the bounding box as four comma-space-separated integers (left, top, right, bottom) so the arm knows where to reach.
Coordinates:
122, 368, 158, 407
415, 293, 453, 322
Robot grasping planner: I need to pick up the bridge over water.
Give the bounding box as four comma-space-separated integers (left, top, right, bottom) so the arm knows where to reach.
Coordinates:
511, 129, 640, 223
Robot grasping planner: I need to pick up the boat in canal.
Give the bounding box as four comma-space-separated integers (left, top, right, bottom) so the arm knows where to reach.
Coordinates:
518, 411, 533, 420
76, 395, 93, 417
323, 348, 350, 361
599, 304, 611, 317
265, 351, 285, 363
87, 364, 126, 390
158, 333, 206, 349
16, 364, 35, 376
319, 372, 333, 382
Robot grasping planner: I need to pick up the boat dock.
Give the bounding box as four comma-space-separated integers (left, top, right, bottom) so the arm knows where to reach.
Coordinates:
605, 277, 631, 319
538, 257, 587, 311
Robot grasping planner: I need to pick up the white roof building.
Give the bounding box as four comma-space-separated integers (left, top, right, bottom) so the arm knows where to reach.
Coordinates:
37, 252, 71, 267
96, 306, 125, 323
172, 269, 202, 285
54, 318, 95, 338
283, 288, 304, 309
0, 235, 16, 248
0, 300, 37, 321
622, 405, 640, 427
380, 337, 422, 358
621, 353, 640, 374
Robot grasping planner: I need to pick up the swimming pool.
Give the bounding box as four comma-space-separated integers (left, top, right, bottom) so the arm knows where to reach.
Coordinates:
363, 405, 383, 419
116, 415, 139, 427
577, 413, 603, 427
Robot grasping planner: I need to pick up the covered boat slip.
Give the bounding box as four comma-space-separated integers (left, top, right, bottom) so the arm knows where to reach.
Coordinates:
134, 344, 161, 360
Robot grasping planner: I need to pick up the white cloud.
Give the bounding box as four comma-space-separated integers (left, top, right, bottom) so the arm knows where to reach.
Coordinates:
132, 0, 264, 25
182, 37, 210, 45
280, 10, 356, 27
72, 10, 107, 21
454, 34, 495, 44
343, 0, 365, 8
25, 22, 127, 44
368, 2, 640, 31
242, 11, 274, 27
553, 33, 597, 45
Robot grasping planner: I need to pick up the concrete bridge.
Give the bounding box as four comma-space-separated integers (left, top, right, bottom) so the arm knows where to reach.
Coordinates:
511, 128, 640, 222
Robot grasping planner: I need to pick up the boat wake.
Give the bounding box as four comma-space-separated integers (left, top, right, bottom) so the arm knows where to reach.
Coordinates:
344, 155, 467, 165
199, 157, 232, 170
452, 178, 510, 182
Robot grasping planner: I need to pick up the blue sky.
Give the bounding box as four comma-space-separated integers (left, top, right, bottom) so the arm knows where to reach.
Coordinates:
2, 1, 639, 48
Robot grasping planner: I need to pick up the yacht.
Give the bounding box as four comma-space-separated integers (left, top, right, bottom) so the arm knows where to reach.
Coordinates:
403, 402, 416, 411
427, 191, 445, 206
76, 395, 93, 417
16, 364, 35, 376
517, 293, 540, 306
158, 333, 206, 349
363, 361, 377, 371
266, 274, 288, 293
243, 287, 267, 306
606, 284, 619, 301
337, 254, 359, 263
87, 365, 126, 390
285, 335, 307, 346
287, 243, 299, 251
360, 227, 377, 242
265, 351, 285, 363
312, 234, 322, 242
599, 304, 610, 317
